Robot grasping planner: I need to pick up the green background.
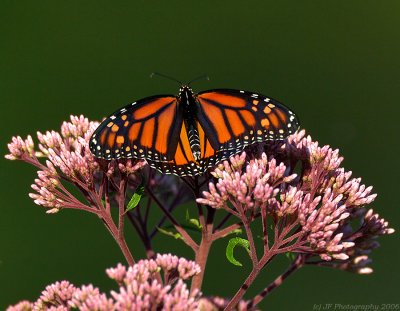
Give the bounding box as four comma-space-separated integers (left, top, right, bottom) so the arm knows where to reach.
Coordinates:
1, 1, 399, 309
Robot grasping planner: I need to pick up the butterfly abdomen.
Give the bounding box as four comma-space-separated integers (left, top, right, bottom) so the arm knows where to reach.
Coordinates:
179, 86, 202, 162
186, 121, 201, 161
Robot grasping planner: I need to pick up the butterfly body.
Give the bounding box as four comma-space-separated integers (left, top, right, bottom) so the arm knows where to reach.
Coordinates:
179, 86, 202, 162
90, 87, 299, 176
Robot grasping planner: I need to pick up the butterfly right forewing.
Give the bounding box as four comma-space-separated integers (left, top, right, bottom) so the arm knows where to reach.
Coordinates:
195, 89, 299, 154
89, 95, 182, 162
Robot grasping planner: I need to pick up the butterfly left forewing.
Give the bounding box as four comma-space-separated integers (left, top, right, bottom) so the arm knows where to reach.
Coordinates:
90, 95, 182, 162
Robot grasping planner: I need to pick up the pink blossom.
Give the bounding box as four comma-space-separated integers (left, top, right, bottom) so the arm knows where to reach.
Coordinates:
8, 255, 202, 311
6, 301, 32, 311
106, 263, 127, 284
5, 135, 35, 160
198, 130, 394, 265
5, 115, 146, 213
33, 281, 76, 310
69, 285, 114, 310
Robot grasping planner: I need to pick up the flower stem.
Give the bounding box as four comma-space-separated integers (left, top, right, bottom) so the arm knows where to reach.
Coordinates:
224, 265, 261, 311
191, 235, 212, 292
146, 186, 199, 251
102, 210, 135, 266
191, 205, 215, 292
247, 254, 305, 308
224, 244, 278, 310
116, 233, 135, 266
96, 177, 135, 266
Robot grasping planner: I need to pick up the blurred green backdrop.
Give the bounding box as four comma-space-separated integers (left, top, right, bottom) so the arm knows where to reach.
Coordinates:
1, 1, 399, 309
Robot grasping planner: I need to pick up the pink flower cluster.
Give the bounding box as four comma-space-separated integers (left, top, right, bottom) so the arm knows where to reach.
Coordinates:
7, 254, 201, 311
5, 116, 394, 309
198, 130, 394, 266
5, 115, 146, 213
5, 135, 35, 160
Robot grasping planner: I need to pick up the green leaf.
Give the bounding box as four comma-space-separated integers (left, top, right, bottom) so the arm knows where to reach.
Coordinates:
220, 228, 243, 238
228, 228, 243, 236
188, 218, 201, 229
163, 224, 202, 234
127, 185, 145, 211
226, 237, 251, 267
185, 209, 202, 230
285, 252, 296, 261
156, 227, 183, 240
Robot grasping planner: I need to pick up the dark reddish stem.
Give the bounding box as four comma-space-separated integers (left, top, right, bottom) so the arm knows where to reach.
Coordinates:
146, 186, 199, 251
99, 207, 135, 266
224, 220, 305, 311
247, 254, 305, 309
149, 188, 183, 239
126, 198, 155, 259
234, 202, 258, 266
212, 222, 242, 240
214, 213, 233, 231
96, 176, 135, 266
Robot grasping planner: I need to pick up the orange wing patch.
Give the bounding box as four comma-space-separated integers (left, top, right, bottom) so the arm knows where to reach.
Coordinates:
198, 99, 232, 143
268, 113, 280, 128
261, 118, 270, 128
133, 97, 175, 119
155, 104, 176, 154
116, 135, 125, 145
240, 110, 256, 127
173, 123, 196, 165
107, 132, 116, 148
225, 109, 245, 136
274, 108, 287, 124
128, 122, 141, 142
140, 118, 155, 148
197, 122, 216, 158
173, 144, 188, 166
100, 130, 108, 145
199, 92, 246, 108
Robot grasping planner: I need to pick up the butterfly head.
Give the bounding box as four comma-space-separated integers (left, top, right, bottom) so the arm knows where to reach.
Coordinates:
178, 85, 195, 106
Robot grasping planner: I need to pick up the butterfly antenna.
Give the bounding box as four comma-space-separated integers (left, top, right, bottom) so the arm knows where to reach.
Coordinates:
187, 74, 210, 86
150, 72, 182, 85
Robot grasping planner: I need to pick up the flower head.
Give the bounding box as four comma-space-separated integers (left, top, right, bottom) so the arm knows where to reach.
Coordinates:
6, 301, 32, 311
198, 130, 394, 267
8, 255, 202, 311
5, 115, 146, 213
5, 135, 35, 160
33, 281, 76, 310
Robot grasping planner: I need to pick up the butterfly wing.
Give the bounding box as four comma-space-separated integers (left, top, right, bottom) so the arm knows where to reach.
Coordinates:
90, 88, 300, 177
148, 120, 235, 176
147, 120, 200, 176
89, 95, 182, 162
196, 89, 299, 153
149, 86, 301, 177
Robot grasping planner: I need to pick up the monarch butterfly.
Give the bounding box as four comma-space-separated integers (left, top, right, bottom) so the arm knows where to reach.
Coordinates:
89, 86, 299, 176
